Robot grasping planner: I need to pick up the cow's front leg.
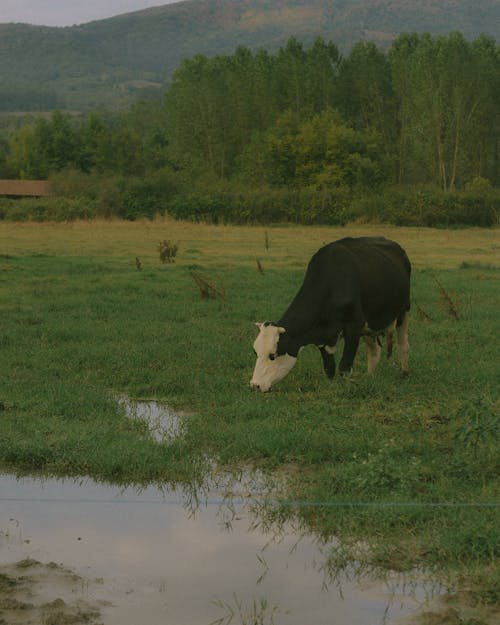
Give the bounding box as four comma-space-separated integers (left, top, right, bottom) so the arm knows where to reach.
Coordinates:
319, 345, 336, 379
339, 327, 361, 374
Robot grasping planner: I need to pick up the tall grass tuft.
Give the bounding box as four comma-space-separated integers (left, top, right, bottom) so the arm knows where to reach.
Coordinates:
433, 274, 461, 320
190, 271, 225, 299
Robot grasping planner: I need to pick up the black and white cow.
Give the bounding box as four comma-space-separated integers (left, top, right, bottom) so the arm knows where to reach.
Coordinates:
250, 236, 411, 392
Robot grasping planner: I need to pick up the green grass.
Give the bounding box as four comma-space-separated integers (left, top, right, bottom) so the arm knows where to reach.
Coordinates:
0, 223, 498, 622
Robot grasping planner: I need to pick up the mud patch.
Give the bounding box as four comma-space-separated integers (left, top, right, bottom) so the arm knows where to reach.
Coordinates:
0, 558, 105, 624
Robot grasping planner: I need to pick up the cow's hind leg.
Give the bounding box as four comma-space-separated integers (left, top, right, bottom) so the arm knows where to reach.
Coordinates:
339, 326, 361, 374
363, 335, 382, 374
396, 311, 410, 375
319, 345, 336, 379
385, 319, 397, 360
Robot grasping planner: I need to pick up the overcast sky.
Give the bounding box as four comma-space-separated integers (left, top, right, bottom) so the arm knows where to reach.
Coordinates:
0, 1, 185, 27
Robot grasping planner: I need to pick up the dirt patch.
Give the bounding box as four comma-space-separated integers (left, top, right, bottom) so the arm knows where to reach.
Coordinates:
0, 558, 105, 625
407, 597, 500, 625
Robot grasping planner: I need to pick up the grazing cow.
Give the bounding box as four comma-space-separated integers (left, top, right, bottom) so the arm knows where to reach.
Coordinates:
250, 237, 411, 392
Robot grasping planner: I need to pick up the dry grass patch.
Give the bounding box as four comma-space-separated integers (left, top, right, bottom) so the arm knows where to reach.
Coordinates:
0, 219, 498, 270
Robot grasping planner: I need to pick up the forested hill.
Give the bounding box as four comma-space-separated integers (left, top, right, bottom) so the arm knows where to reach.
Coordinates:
1, 0, 499, 111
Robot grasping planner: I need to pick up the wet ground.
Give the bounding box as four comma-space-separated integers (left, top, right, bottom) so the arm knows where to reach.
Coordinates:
118, 396, 184, 443
0, 474, 445, 625
0, 401, 443, 624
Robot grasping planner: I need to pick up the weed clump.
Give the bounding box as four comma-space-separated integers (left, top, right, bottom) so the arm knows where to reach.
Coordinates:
433, 274, 461, 320
211, 593, 284, 625
190, 271, 225, 299
416, 304, 433, 322
454, 398, 499, 455
159, 240, 178, 263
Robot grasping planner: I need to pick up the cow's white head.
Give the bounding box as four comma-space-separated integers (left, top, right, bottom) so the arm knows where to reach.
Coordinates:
250, 322, 297, 392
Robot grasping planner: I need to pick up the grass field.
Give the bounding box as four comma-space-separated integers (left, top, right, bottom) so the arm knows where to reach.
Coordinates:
0, 219, 499, 623
1, 219, 499, 268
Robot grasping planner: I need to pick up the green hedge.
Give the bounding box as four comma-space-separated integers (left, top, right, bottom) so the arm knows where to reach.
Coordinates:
1, 179, 498, 227
351, 187, 499, 227
165, 187, 351, 225
48, 168, 184, 221
0, 196, 95, 221
164, 186, 499, 227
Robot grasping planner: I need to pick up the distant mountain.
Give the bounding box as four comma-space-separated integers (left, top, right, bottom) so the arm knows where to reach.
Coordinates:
1, 0, 498, 111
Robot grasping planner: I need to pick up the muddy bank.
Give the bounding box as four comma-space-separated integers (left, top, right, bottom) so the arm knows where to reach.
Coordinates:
0, 557, 104, 625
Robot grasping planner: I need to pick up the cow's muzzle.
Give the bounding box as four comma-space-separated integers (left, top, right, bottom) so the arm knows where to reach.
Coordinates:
250, 380, 270, 392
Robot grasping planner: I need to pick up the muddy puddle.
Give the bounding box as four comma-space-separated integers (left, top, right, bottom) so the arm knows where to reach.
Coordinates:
0, 400, 444, 624
119, 396, 184, 443
0, 472, 445, 625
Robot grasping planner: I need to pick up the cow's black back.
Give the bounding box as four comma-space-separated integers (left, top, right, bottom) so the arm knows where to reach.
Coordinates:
278, 236, 411, 346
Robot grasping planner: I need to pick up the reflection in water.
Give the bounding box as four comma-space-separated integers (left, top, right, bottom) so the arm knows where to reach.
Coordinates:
0, 473, 444, 625
118, 396, 184, 442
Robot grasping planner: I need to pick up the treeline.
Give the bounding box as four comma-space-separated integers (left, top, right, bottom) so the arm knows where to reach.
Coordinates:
1, 32, 499, 226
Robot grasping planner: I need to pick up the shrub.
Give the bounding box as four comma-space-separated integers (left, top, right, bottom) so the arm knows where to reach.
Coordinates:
351, 186, 499, 227
119, 179, 162, 220
0, 196, 95, 221
118, 168, 186, 220
49, 169, 102, 200
1, 177, 498, 226
165, 186, 351, 225
48, 167, 187, 220
166, 193, 232, 224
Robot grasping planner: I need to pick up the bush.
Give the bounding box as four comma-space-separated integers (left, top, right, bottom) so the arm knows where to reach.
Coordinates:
165, 186, 351, 225
119, 179, 163, 220
1, 177, 498, 226
166, 193, 232, 224
49, 169, 102, 200
351, 186, 499, 227
49, 169, 122, 218
164, 184, 498, 227
0, 196, 95, 221
118, 168, 186, 220
48, 168, 187, 220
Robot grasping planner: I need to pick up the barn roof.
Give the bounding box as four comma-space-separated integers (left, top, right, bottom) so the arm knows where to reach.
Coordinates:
0, 179, 50, 197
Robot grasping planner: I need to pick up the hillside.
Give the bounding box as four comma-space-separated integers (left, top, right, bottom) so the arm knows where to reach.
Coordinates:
1, 0, 499, 111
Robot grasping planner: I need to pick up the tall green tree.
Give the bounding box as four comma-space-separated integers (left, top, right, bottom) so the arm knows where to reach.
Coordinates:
164, 38, 341, 180
45, 111, 81, 172
336, 41, 397, 175
239, 108, 388, 191
7, 111, 81, 178
389, 32, 421, 184
272, 38, 340, 119
466, 35, 500, 186
306, 38, 342, 113
165, 54, 234, 178
390, 32, 500, 189
79, 113, 110, 173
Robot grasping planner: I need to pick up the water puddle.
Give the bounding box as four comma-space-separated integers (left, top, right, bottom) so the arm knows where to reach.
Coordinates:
119, 396, 184, 442
0, 473, 443, 625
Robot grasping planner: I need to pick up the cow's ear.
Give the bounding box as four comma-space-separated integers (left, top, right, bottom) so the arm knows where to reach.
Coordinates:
254, 322, 263, 330
278, 326, 286, 334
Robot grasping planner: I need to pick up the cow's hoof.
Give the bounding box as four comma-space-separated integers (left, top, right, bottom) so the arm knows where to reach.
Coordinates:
339, 368, 353, 376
